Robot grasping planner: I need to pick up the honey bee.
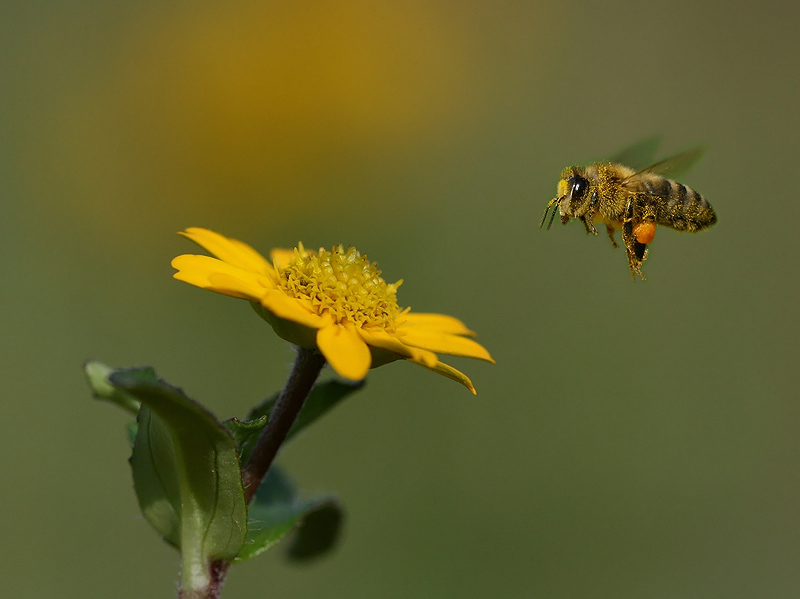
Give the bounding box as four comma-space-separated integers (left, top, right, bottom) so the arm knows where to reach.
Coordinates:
540, 140, 717, 280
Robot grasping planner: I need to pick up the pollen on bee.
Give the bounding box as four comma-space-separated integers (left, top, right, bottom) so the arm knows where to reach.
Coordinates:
633, 221, 656, 245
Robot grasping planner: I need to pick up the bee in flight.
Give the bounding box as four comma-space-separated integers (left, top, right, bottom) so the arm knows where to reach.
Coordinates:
540, 138, 717, 280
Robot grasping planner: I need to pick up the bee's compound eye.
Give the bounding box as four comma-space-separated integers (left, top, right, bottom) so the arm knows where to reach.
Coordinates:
569, 177, 588, 201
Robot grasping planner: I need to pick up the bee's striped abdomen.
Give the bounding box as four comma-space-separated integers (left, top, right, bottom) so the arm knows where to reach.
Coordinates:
653, 178, 716, 232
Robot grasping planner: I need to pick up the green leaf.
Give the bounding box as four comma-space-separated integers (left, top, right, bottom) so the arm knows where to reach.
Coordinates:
131, 405, 181, 548
284, 499, 344, 562
84, 361, 141, 415
283, 379, 363, 440
235, 465, 342, 562
232, 380, 363, 463
223, 415, 267, 464
107, 367, 247, 570
125, 421, 138, 446
228, 380, 356, 562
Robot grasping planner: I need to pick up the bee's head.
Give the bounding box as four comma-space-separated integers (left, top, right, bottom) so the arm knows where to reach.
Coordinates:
558, 168, 591, 215
540, 167, 592, 230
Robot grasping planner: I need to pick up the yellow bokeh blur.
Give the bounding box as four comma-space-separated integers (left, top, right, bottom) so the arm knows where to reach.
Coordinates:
104, 1, 478, 216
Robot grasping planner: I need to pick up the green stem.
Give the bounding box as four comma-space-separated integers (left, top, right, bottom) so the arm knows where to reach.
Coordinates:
241, 347, 327, 504
179, 529, 210, 597
190, 347, 326, 598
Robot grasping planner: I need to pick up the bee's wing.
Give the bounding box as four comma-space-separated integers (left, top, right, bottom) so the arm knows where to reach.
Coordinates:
609, 136, 662, 171
624, 145, 706, 182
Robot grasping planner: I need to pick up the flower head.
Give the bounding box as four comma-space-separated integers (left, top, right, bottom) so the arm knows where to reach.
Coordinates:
172, 228, 493, 393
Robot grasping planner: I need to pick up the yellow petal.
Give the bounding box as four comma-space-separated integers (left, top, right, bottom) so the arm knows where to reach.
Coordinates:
251, 301, 318, 349
179, 228, 273, 275
401, 313, 476, 336
358, 328, 438, 368
260, 290, 328, 329
420, 360, 477, 395
172, 254, 273, 300
317, 324, 372, 381
398, 327, 494, 363
206, 272, 270, 300
270, 248, 296, 270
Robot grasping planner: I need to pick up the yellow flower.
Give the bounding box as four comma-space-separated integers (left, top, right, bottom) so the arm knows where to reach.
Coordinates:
172, 228, 493, 393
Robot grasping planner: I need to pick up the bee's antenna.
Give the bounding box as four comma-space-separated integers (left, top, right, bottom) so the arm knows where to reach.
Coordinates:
546, 201, 560, 230
540, 198, 561, 230
539, 205, 551, 229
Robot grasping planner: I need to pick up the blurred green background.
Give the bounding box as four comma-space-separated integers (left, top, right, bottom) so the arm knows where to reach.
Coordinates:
2, 0, 799, 597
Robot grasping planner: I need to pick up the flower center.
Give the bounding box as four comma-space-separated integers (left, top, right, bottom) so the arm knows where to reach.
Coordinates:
277, 244, 403, 329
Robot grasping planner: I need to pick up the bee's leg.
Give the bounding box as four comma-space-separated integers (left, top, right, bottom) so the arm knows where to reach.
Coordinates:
633, 239, 649, 263
605, 225, 618, 248
622, 198, 646, 280
633, 215, 657, 245
580, 216, 597, 235
584, 191, 599, 235
631, 212, 655, 271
